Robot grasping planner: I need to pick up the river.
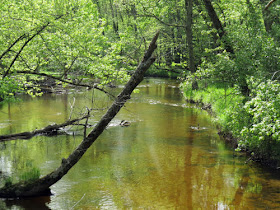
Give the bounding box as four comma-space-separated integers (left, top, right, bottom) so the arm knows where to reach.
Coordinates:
0, 78, 280, 209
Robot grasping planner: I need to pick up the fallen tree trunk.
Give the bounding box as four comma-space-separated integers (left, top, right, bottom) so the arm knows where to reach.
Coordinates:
0, 31, 159, 198
0, 114, 90, 142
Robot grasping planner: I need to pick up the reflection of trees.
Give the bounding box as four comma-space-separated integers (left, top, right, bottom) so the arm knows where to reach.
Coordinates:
4, 196, 51, 210
182, 109, 197, 208
8, 103, 13, 134
231, 170, 250, 207
0, 78, 273, 208
62, 93, 68, 122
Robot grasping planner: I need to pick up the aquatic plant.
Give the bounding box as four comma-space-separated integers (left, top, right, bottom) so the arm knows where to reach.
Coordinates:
19, 167, 41, 182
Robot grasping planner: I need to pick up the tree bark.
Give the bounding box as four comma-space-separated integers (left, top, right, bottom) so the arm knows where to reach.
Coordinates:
202, 0, 234, 54
263, 0, 278, 32
109, 0, 119, 37
185, 0, 198, 89
0, 31, 159, 198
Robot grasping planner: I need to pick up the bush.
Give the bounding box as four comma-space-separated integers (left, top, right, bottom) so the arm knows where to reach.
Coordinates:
0, 77, 22, 102
182, 77, 280, 164
233, 78, 280, 160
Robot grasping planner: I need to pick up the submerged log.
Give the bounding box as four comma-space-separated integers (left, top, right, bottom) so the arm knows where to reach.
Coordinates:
0, 115, 90, 142
0, 31, 159, 198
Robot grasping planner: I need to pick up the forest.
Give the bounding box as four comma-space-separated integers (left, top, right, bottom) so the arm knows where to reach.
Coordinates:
0, 0, 280, 205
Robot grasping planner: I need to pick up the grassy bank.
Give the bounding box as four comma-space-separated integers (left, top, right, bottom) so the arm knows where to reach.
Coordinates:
181, 79, 280, 168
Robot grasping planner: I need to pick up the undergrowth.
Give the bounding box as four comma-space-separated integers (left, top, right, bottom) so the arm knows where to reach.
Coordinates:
181, 78, 280, 167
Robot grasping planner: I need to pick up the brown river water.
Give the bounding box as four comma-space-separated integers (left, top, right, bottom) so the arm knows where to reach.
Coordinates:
0, 78, 280, 209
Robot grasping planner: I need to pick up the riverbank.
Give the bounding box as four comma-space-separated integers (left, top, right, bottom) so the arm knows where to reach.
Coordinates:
181, 80, 280, 169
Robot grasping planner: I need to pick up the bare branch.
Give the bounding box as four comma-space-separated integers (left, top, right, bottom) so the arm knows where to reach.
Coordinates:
83, 107, 91, 138
0, 31, 159, 198
0, 114, 90, 142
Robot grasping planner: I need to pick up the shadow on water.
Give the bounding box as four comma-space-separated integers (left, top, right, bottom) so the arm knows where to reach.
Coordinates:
1, 78, 280, 209
0, 196, 51, 210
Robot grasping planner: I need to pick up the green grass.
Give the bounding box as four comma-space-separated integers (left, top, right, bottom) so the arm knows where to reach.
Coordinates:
182, 82, 244, 131
19, 167, 41, 182
182, 80, 280, 167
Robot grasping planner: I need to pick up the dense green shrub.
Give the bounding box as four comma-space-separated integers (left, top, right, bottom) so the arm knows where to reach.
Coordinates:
0, 77, 22, 102
228, 78, 280, 160
182, 77, 280, 163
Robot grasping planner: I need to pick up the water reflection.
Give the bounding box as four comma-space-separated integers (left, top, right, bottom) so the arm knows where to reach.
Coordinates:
0, 78, 280, 209
0, 196, 51, 210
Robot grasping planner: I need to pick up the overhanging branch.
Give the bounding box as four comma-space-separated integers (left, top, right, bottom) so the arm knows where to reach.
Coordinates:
16, 70, 115, 98
0, 114, 90, 142
2, 13, 66, 78
0, 30, 160, 198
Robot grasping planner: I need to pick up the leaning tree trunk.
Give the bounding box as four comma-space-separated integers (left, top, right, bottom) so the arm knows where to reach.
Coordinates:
0, 31, 160, 198
202, 0, 253, 95
202, 0, 234, 54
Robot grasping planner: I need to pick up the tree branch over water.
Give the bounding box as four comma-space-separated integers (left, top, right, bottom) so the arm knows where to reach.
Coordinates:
1, 13, 67, 78
16, 70, 115, 98
0, 114, 90, 142
0, 31, 159, 198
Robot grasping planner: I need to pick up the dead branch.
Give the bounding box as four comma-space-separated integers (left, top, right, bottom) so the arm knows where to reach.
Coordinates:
0, 31, 159, 198
0, 114, 90, 142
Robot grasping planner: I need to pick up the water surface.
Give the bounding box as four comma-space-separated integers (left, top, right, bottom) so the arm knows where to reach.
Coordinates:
0, 78, 280, 209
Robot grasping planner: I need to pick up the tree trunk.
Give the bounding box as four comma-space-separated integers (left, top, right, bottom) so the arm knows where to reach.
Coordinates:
109, 0, 119, 37
185, 0, 198, 89
202, 0, 234, 54
174, 6, 183, 64
0, 31, 159, 198
202, 0, 253, 95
